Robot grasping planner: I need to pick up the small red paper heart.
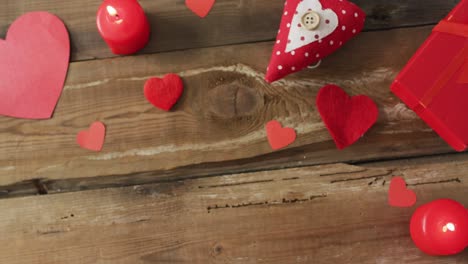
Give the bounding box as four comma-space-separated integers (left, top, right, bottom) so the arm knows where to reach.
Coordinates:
316, 84, 378, 149
186, 0, 216, 18
388, 177, 417, 207
76, 121, 106, 152
144, 74, 184, 111
0, 12, 70, 119
266, 120, 297, 150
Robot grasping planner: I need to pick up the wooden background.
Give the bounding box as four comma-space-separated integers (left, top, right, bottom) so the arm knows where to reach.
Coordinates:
1, 0, 467, 263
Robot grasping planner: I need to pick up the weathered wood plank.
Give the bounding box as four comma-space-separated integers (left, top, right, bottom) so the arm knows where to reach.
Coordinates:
0, 0, 458, 61
1, 154, 468, 263
0, 26, 458, 190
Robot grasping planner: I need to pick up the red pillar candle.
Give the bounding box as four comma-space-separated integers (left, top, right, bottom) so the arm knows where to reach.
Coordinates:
96, 0, 150, 55
410, 199, 468, 255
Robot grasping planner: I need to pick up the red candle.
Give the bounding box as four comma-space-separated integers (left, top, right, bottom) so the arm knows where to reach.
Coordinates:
96, 0, 150, 55
410, 199, 468, 255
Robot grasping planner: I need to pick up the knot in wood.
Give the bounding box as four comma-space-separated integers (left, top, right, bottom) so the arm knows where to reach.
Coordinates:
207, 83, 262, 118
212, 244, 223, 256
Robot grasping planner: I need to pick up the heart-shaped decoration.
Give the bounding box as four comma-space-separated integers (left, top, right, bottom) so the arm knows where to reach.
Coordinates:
144, 74, 184, 111
286, 0, 338, 52
266, 120, 297, 150
186, 0, 216, 18
388, 177, 417, 207
0, 12, 70, 119
316, 84, 378, 149
265, 0, 365, 83
76, 121, 106, 152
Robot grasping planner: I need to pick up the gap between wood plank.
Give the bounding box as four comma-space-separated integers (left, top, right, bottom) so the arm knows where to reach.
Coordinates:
1, 0, 458, 62
0, 149, 461, 200
70, 22, 441, 64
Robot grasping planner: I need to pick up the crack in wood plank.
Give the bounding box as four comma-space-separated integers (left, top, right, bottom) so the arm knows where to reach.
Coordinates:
206, 194, 328, 213
282, 177, 300, 181
330, 171, 393, 184
320, 168, 369, 177
198, 179, 274, 189
407, 178, 462, 186
32, 179, 48, 195
37, 229, 69, 235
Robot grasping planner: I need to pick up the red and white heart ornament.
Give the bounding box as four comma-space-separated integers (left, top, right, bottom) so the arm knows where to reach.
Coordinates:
265, 0, 365, 83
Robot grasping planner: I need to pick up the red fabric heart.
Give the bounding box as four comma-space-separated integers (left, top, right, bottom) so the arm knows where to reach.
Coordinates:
0, 12, 70, 119
186, 0, 216, 18
266, 120, 297, 150
316, 84, 378, 149
144, 74, 184, 111
265, 0, 365, 83
388, 177, 417, 207
76, 122, 106, 152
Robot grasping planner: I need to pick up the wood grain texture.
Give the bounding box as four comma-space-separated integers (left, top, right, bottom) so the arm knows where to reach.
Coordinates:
1, 153, 468, 263
0, 26, 458, 191
0, 0, 458, 61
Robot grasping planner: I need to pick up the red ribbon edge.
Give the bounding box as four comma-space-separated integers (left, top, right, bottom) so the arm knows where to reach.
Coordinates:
419, 20, 468, 107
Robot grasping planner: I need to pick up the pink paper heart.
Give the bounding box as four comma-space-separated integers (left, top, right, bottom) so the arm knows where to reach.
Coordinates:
266, 120, 297, 150
77, 122, 106, 152
0, 12, 70, 119
186, 0, 216, 18
388, 177, 417, 208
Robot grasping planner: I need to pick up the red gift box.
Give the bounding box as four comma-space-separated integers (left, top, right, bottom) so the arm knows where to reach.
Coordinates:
391, 0, 468, 151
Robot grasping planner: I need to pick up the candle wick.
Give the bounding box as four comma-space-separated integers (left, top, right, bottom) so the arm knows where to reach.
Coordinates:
106, 5, 119, 17
106, 5, 123, 24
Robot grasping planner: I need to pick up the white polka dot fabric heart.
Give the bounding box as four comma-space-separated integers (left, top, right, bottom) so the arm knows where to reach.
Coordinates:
286, 0, 338, 52
265, 0, 365, 83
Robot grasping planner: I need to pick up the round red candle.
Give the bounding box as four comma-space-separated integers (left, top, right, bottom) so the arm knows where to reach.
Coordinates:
410, 199, 468, 256
96, 0, 150, 55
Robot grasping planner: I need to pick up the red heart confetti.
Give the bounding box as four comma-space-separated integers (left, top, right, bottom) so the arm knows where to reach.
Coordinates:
0, 12, 70, 119
266, 120, 297, 150
316, 84, 378, 149
144, 74, 184, 111
186, 0, 216, 18
76, 121, 106, 152
265, 0, 365, 82
388, 177, 417, 208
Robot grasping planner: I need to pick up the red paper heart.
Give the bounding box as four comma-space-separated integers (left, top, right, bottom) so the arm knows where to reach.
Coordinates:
144, 74, 184, 111
266, 120, 297, 150
186, 0, 216, 18
0, 12, 70, 119
316, 84, 378, 149
76, 122, 106, 152
388, 177, 417, 207
265, 0, 365, 83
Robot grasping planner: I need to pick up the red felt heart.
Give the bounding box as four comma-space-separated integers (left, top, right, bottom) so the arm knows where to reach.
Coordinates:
144, 74, 184, 111
316, 84, 378, 149
266, 120, 297, 150
186, 0, 216, 18
0, 12, 70, 119
265, 0, 365, 82
76, 121, 106, 152
388, 177, 417, 207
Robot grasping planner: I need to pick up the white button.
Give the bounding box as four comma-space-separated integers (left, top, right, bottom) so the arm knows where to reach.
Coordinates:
301, 11, 320, 30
